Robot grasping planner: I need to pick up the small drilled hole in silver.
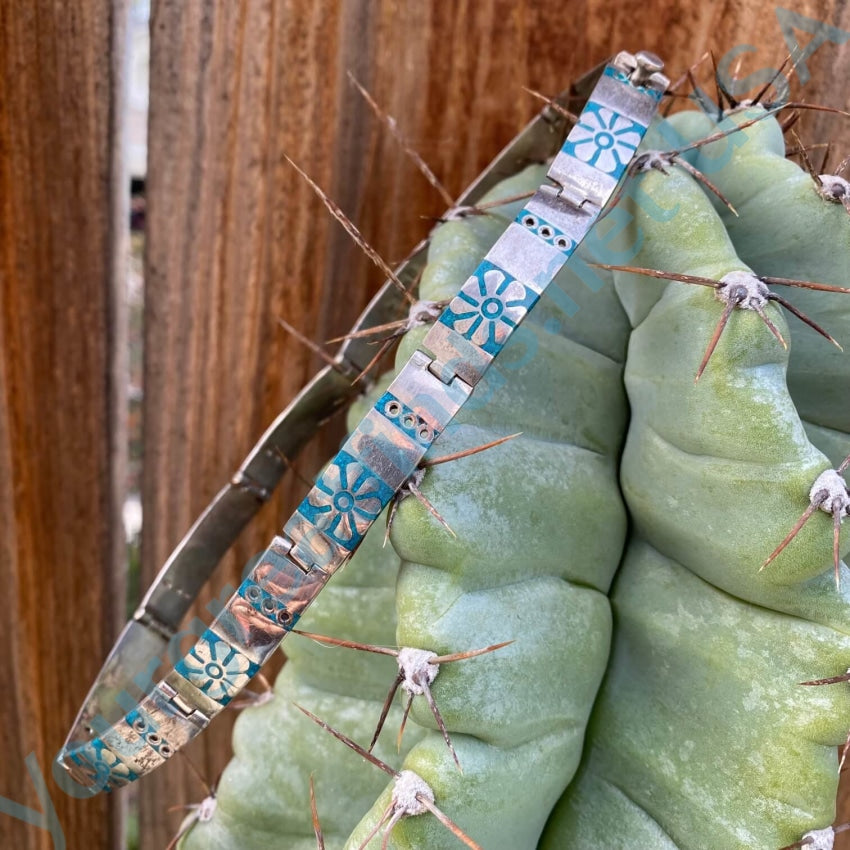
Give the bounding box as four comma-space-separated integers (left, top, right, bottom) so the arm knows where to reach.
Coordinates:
418, 426, 432, 442
132, 718, 146, 733
402, 414, 416, 429
246, 585, 261, 600
522, 215, 536, 228
385, 401, 401, 417
540, 226, 553, 238
277, 609, 292, 624
556, 237, 569, 249
261, 598, 276, 614
161, 745, 172, 757
149, 733, 161, 745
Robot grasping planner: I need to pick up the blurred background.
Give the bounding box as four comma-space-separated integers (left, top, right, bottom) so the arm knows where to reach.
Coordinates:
2, 1, 850, 847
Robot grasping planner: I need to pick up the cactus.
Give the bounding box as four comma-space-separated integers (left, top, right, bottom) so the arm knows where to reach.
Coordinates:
179, 89, 850, 850
541, 152, 850, 850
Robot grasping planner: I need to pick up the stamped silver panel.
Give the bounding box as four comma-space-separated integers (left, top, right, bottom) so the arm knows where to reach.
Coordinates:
387, 349, 472, 426
99, 718, 144, 759
344, 408, 427, 490
283, 512, 351, 573
250, 541, 331, 615
485, 223, 568, 293
522, 185, 597, 244
101, 719, 169, 775
210, 594, 288, 666
136, 684, 209, 750
547, 150, 619, 209
162, 668, 224, 720
593, 69, 664, 127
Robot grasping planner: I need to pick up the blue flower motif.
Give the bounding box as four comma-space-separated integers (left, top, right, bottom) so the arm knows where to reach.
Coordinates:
177, 632, 256, 704
564, 102, 643, 176
299, 451, 392, 548
74, 739, 136, 788
446, 263, 534, 354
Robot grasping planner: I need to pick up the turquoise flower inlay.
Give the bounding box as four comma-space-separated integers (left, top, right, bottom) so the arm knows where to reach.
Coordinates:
176, 630, 258, 704
440, 260, 537, 355
73, 739, 136, 789
296, 450, 393, 549
563, 101, 643, 176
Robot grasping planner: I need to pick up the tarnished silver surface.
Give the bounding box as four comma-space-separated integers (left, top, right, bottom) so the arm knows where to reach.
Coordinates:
137, 682, 209, 748
387, 350, 472, 426
485, 222, 567, 293
162, 668, 224, 719
210, 596, 289, 667
345, 407, 430, 490
521, 185, 597, 245
422, 321, 494, 388
548, 149, 620, 209
58, 53, 668, 791
283, 512, 351, 573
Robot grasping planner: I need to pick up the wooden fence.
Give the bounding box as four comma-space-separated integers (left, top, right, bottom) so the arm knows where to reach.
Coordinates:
2, 1, 850, 848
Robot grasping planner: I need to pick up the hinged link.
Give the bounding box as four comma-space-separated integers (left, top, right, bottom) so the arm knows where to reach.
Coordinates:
273, 530, 310, 572
425, 353, 475, 395
276, 526, 340, 577
426, 355, 459, 387
159, 680, 208, 721
548, 177, 601, 212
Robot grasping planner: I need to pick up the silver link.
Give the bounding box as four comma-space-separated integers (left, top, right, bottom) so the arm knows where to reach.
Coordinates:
345, 407, 430, 490
422, 321, 493, 388
161, 671, 220, 719
547, 150, 617, 210
485, 222, 568, 295
283, 512, 352, 574
388, 349, 472, 422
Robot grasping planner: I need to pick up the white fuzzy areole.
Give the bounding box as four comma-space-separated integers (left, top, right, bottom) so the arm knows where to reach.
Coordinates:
802, 825, 835, 850
809, 468, 850, 515
392, 769, 434, 816
817, 174, 850, 206
397, 647, 440, 695
407, 299, 444, 329
197, 794, 217, 823
717, 270, 770, 311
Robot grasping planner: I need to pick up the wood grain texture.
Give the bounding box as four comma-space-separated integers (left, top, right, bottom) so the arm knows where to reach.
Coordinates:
137, 1, 850, 848
0, 1, 128, 849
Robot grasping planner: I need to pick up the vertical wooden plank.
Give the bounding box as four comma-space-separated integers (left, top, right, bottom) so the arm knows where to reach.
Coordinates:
0, 1, 128, 849
141, 1, 350, 843
140, 1, 850, 847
